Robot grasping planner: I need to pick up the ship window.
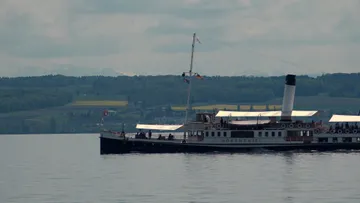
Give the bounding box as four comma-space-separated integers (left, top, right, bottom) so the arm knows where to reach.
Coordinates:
231, 131, 254, 138
217, 132, 221, 137
272, 132, 275, 137
288, 131, 301, 137
278, 132, 282, 137
265, 132, 269, 137
342, 137, 352, 143
258, 131, 262, 137
318, 138, 328, 143
224, 132, 227, 137
211, 132, 215, 137
205, 132, 209, 137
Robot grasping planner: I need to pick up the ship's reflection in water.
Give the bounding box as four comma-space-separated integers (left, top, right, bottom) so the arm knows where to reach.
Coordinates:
283, 153, 296, 203
1, 134, 360, 203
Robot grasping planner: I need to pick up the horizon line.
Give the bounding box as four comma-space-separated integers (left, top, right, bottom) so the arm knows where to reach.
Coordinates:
1, 72, 360, 79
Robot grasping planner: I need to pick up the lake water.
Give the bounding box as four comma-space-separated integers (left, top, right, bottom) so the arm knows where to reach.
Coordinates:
1, 134, 360, 203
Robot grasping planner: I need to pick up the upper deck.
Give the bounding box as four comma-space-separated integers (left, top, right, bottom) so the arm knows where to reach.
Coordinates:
185, 111, 320, 131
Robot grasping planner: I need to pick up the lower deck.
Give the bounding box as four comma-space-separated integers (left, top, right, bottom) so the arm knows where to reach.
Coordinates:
100, 135, 360, 154
101, 129, 360, 145
100, 129, 360, 154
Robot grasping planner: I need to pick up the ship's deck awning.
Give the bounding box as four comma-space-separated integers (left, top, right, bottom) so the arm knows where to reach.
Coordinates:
329, 115, 360, 122
136, 124, 183, 131
216, 110, 318, 117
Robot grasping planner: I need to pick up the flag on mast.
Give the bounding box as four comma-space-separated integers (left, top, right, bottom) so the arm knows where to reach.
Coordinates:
196, 37, 201, 44
194, 73, 203, 80
103, 109, 109, 117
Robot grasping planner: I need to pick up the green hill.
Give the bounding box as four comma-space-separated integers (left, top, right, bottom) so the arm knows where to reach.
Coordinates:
0, 73, 360, 134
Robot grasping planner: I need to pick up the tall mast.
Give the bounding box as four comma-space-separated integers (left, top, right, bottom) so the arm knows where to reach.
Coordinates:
184, 33, 196, 124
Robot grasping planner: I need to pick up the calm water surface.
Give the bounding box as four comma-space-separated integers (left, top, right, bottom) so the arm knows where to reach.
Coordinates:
1, 134, 360, 203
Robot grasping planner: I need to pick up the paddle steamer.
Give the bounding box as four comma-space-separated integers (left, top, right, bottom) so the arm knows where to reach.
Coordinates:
100, 33, 360, 154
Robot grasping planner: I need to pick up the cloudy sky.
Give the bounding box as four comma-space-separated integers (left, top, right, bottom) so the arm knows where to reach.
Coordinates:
0, 0, 359, 77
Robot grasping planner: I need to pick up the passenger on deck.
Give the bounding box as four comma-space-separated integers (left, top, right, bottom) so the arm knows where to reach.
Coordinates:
168, 133, 174, 140
138, 130, 146, 139
350, 124, 355, 130
220, 117, 224, 128
345, 122, 349, 129
148, 130, 152, 139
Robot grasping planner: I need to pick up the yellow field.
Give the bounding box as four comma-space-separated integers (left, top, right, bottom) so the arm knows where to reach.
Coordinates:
252, 105, 267, 110
268, 105, 282, 110
172, 104, 237, 111
239, 105, 251, 110
71, 100, 128, 107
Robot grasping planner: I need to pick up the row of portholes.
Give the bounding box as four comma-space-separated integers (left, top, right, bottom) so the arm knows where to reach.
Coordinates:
281, 123, 312, 129
328, 129, 359, 134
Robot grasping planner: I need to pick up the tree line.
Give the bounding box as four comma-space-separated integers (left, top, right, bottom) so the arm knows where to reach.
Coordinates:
0, 73, 360, 113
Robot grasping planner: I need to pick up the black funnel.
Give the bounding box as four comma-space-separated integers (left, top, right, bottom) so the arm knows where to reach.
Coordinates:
285, 74, 296, 86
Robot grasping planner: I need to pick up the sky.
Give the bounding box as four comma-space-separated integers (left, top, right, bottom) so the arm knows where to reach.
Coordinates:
0, 0, 359, 77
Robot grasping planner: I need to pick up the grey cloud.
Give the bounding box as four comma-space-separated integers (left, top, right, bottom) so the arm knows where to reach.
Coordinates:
6, 37, 122, 58
146, 23, 226, 53
146, 23, 224, 39
0, 14, 33, 49
335, 13, 360, 41
143, 13, 231, 54
77, 0, 156, 14
0, 12, 123, 58
2, 35, 123, 58
2, 0, 238, 58
169, 7, 239, 20
154, 40, 224, 53
78, 0, 241, 19
1, 0, 360, 77
235, 38, 356, 47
